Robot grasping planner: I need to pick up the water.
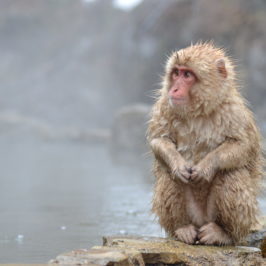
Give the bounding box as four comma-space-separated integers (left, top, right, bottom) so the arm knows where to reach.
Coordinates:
0, 129, 162, 263
0, 127, 264, 263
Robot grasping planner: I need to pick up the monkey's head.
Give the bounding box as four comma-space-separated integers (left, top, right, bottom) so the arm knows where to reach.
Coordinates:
163, 42, 237, 117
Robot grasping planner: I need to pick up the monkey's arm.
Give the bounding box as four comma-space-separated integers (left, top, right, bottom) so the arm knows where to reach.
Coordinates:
207, 138, 254, 170
150, 137, 191, 183
192, 137, 257, 183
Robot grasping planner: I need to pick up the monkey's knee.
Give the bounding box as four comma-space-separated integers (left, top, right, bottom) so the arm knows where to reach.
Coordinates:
213, 171, 258, 242
152, 174, 188, 235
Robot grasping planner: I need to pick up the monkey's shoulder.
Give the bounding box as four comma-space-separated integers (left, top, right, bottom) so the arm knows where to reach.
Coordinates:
148, 100, 258, 145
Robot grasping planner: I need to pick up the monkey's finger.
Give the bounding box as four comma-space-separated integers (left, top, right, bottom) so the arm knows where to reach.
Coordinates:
179, 174, 189, 183
189, 172, 199, 181
186, 236, 193, 245
182, 235, 189, 244
190, 166, 197, 173
199, 235, 211, 244
198, 231, 205, 240
190, 175, 203, 184
177, 232, 185, 243
199, 224, 208, 232
198, 227, 208, 239
187, 229, 195, 244
191, 229, 198, 240
181, 172, 190, 178
190, 171, 198, 177
183, 231, 193, 244
183, 229, 191, 243
182, 234, 189, 244
182, 170, 191, 178
173, 172, 188, 183
198, 225, 206, 234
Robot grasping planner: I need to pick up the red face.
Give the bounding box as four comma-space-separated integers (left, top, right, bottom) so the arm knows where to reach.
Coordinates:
168, 65, 197, 106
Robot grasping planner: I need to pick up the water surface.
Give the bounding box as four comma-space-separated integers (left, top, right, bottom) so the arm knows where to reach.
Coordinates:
0, 128, 264, 263
0, 130, 162, 263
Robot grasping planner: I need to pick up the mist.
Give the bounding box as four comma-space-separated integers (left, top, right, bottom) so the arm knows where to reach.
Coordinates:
0, 0, 265, 263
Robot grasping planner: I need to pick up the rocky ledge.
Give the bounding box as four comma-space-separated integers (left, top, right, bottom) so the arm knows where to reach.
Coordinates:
50, 233, 266, 265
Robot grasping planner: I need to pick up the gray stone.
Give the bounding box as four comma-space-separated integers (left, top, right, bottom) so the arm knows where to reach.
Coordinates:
109, 104, 152, 174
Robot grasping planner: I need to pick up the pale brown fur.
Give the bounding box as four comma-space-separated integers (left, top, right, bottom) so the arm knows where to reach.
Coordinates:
147, 42, 263, 245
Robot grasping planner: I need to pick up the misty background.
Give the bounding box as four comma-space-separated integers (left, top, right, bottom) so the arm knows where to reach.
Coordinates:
0, 0, 265, 263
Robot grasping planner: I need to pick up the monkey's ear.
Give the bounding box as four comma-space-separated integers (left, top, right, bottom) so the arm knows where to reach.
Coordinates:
216, 59, 227, 78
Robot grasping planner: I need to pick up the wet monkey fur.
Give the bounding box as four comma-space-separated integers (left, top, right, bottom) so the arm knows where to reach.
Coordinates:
147, 43, 263, 245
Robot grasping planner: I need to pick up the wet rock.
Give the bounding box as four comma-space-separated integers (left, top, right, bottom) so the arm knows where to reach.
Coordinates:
50, 248, 130, 265
104, 236, 264, 265
245, 229, 266, 248
251, 217, 266, 258
51, 235, 265, 265
261, 238, 266, 258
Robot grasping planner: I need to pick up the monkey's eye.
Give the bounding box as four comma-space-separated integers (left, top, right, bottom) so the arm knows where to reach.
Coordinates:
172, 68, 179, 77
184, 70, 193, 78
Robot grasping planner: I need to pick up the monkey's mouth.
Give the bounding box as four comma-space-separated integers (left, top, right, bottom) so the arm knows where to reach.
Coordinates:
169, 97, 187, 105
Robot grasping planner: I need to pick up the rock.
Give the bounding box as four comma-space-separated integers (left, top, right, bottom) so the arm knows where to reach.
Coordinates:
245, 229, 266, 248
261, 238, 266, 258
51, 235, 265, 265
243, 216, 266, 255
50, 248, 130, 265
109, 104, 152, 174
104, 236, 264, 265
251, 218, 266, 258
110, 104, 150, 158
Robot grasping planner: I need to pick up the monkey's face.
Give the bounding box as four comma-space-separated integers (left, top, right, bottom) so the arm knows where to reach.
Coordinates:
168, 65, 197, 108
164, 43, 236, 116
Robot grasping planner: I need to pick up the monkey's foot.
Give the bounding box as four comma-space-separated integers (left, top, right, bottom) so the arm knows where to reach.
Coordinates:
198, 222, 232, 245
174, 224, 198, 245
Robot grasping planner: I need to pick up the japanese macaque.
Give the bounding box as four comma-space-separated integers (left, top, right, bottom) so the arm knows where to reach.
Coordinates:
147, 42, 263, 245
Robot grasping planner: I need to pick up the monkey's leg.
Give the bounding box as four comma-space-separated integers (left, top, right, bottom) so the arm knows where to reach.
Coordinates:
175, 224, 198, 244
208, 169, 260, 244
152, 162, 190, 237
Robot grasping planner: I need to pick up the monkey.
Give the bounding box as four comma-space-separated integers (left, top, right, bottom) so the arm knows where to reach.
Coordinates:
147, 42, 263, 246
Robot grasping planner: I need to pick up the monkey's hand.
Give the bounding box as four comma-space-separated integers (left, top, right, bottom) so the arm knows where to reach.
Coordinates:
173, 161, 193, 184
189, 160, 216, 183
149, 137, 192, 183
